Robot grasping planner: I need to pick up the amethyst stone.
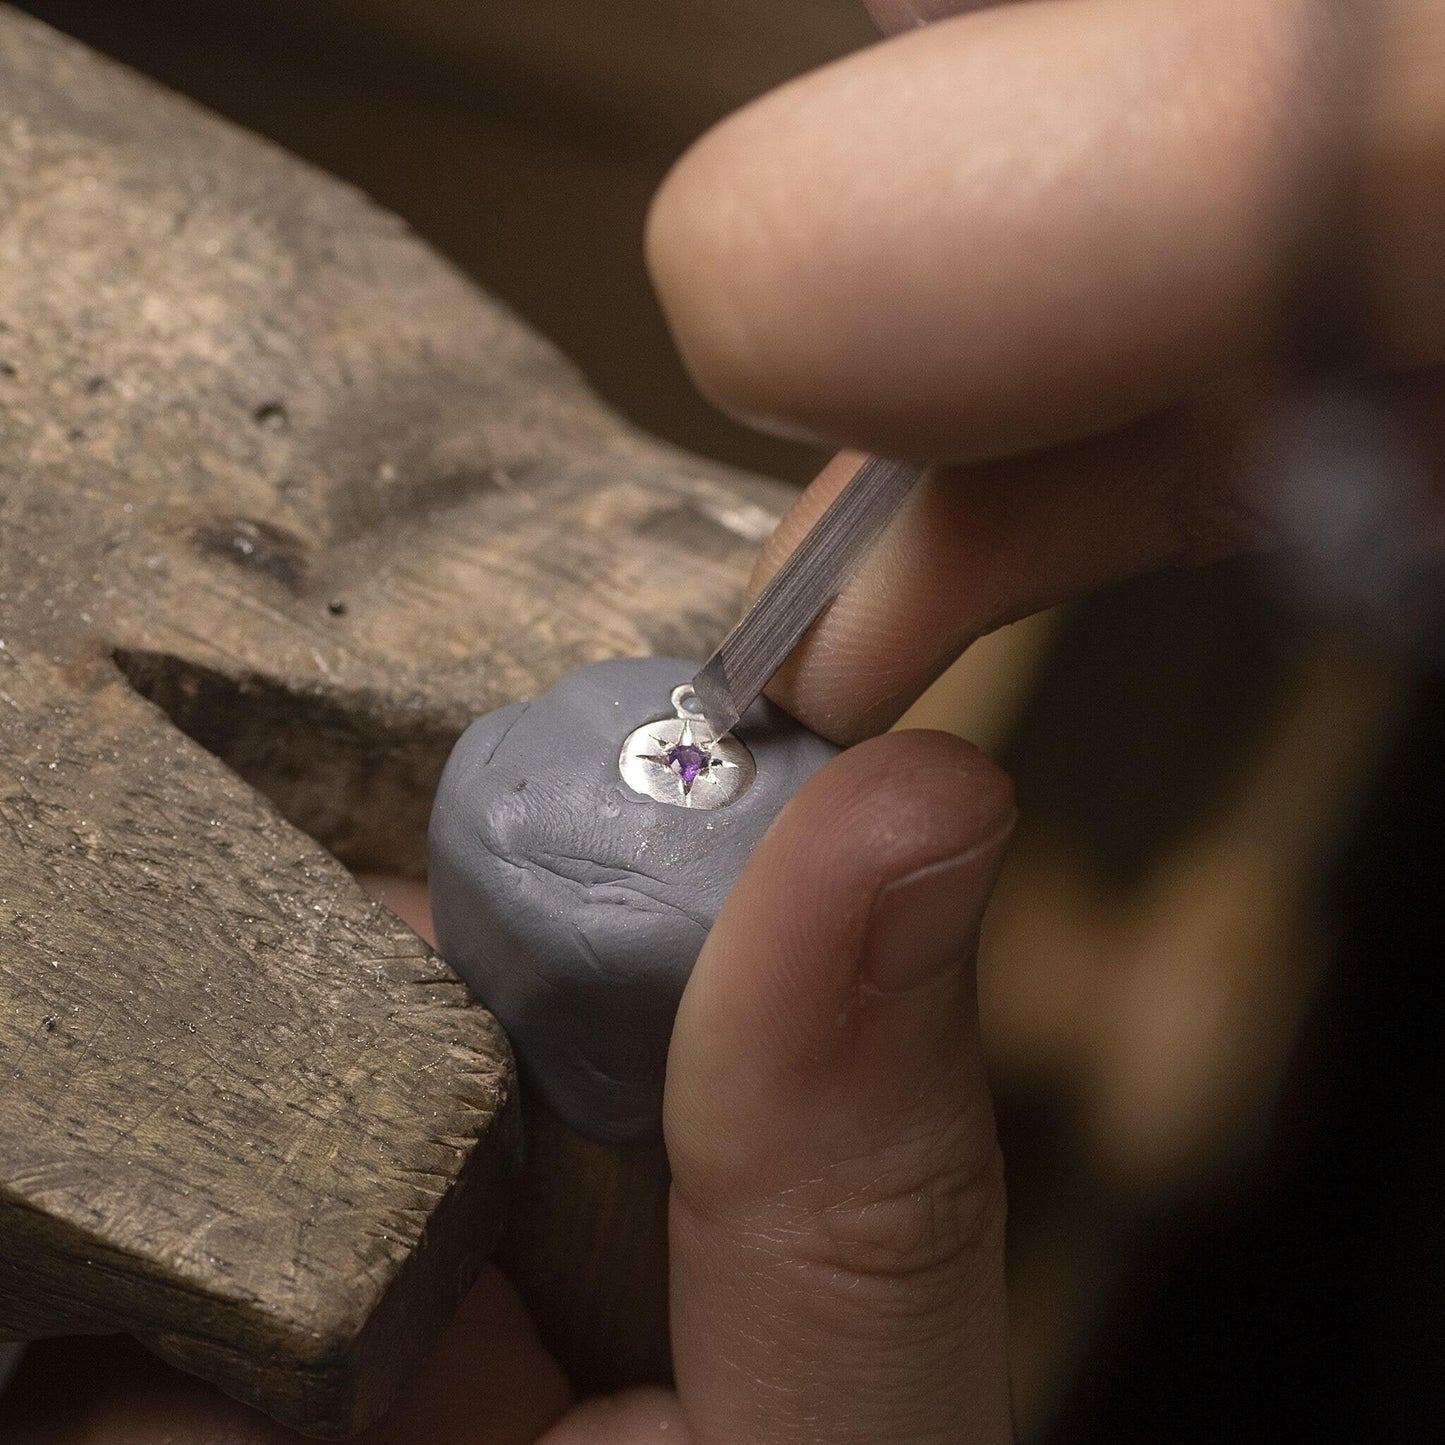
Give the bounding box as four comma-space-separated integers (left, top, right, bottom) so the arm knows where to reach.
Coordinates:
666, 742, 710, 788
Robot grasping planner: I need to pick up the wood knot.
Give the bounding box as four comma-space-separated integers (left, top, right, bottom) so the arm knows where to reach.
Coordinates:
193, 518, 307, 591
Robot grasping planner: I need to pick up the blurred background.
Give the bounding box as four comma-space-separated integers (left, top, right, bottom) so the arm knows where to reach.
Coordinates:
6, 2, 1442, 1440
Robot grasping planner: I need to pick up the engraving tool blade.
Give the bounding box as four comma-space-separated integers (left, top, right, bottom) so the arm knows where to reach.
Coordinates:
692, 456, 925, 738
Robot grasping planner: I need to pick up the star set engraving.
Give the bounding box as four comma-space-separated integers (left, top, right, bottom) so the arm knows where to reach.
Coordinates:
618, 684, 757, 810
639, 719, 739, 801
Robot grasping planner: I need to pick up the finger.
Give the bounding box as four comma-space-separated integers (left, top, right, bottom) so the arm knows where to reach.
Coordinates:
0, 1268, 571, 1445
753, 391, 1262, 742
667, 732, 1016, 1445
648, 0, 1445, 462
535, 1388, 688, 1444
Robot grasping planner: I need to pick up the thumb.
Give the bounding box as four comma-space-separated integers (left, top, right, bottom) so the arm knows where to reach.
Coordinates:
665, 731, 1015, 1445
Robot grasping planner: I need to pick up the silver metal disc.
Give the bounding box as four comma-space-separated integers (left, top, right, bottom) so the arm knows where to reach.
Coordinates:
618, 685, 756, 809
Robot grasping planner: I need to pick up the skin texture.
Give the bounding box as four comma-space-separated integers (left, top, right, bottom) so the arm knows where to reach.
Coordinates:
648, 0, 1445, 742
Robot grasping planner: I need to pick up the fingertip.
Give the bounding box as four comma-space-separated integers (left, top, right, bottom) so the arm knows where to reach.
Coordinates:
667, 730, 1015, 1158
645, 55, 962, 452
644, 110, 809, 439
780, 729, 1017, 874
647, 0, 1324, 462
665, 730, 1016, 1444
729, 731, 1017, 987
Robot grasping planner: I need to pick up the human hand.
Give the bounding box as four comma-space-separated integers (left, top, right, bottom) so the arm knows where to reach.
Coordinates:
647, 0, 1445, 743
0, 731, 1016, 1444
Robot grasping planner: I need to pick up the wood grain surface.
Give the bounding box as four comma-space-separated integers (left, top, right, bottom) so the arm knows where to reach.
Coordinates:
0, 6, 788, 1433
9, 0, 874, 483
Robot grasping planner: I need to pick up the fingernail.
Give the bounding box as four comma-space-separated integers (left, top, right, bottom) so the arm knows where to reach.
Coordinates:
861, 825, 1011, 994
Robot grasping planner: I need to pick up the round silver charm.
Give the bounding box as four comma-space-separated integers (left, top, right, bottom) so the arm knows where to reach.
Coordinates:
618, 684, 756, 809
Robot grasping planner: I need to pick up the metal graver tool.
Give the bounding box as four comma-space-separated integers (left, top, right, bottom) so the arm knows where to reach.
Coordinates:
691, 456, 925, 738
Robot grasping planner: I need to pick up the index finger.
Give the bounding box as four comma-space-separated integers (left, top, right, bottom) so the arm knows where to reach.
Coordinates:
646, 0, 1444, 465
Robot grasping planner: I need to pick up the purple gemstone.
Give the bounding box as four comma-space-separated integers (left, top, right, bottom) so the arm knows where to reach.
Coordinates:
665, 742, 711, 788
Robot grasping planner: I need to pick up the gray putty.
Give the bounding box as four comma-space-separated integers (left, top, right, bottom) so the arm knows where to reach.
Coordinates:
428, 656, 839, 1142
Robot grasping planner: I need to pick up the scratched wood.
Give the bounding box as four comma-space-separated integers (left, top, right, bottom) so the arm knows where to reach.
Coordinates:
0, 6, 788, 1435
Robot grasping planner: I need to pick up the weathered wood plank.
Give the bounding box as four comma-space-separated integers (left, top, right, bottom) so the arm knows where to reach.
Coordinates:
10, 0, 875, 482
0, 5, 789, 1433
0, 646, 519, 1429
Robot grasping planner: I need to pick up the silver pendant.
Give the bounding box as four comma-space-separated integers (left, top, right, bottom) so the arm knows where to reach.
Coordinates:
618, 684, 756, 809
